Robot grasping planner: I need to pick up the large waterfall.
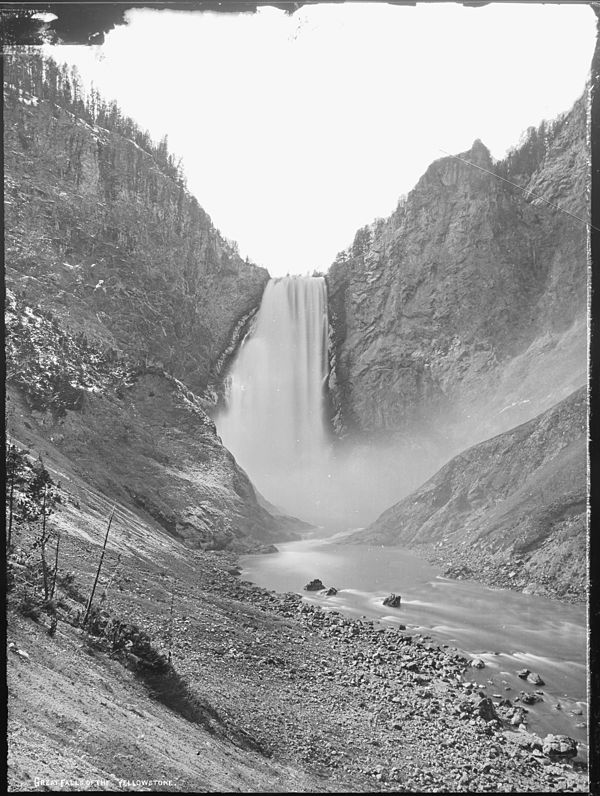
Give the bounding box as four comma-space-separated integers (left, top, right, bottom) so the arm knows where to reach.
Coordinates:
216, 276, 331, 523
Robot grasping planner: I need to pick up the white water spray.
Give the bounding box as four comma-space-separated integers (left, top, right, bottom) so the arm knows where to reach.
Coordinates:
216, 276, 331, 522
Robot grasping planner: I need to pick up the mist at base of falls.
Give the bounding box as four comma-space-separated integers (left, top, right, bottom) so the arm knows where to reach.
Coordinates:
234, 436, 445, 531
215, 276, 444, 530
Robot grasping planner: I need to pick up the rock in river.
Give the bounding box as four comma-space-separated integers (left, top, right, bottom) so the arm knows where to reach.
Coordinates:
526, 672, 545, 686
383, 593, 402, 608
519, 691, 543, 705
304, 579, 325, 592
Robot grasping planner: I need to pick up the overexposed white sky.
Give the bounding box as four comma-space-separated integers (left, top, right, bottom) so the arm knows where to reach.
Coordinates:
48, 3, 595, 276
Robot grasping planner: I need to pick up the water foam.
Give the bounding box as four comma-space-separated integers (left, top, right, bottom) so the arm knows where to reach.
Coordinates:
216, 276, 330, 523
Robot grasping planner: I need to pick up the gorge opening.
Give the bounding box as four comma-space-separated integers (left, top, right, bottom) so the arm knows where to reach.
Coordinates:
215, 275, 443, 530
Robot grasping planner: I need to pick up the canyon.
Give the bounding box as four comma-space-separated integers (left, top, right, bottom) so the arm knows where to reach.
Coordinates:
5, 47, 590, 793
5, 54, 588, 564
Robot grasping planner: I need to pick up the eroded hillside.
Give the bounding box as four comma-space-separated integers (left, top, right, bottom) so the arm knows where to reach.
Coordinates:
348, 388, 587, 602
6, 290, 289, 550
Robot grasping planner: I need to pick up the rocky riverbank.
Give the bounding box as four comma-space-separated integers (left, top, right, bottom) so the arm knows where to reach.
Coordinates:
7, 491, 589, 792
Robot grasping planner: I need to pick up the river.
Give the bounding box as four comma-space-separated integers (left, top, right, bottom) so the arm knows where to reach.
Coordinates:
240, 536, 588, 754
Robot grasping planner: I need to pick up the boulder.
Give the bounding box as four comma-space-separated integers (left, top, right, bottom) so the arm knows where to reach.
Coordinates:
324, 587, 338, 596
477, 697, 498, 722
510, 710, 525, 726
542, 734, 577, 758
383, 593, 402, 608
471, 657, 486, 669
519, 691, 543, 705
526, 671, 545, 686
304, 579, 325, 591
516, 668, 530, 679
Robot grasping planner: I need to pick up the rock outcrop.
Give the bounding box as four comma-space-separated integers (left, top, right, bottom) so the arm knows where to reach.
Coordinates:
326, 93, 588, 448
4, 55, 269, 399
304, 579, 325, 592
542, 735, 578, 759
382, 594, 402, 608
348, 388, 587, 601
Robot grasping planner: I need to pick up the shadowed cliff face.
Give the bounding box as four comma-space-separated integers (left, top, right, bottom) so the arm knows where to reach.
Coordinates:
327, 93, 588, 447
348, 387, 587, 602
4, 69, 269, 397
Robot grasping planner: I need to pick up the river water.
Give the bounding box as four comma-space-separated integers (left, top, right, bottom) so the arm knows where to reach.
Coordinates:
240, 536, 588, 753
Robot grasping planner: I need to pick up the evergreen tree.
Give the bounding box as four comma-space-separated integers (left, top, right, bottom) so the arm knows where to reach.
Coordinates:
20, 459, 60, 600
5, 443, 29, 549
352, 226, 372, 258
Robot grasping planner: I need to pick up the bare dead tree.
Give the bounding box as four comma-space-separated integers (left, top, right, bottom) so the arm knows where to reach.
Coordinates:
39, 485, 51, 600
82, 505, 115, 627
50, 531, 61, 599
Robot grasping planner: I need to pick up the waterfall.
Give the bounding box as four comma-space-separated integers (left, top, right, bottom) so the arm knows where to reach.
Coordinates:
216, 276, 330, 522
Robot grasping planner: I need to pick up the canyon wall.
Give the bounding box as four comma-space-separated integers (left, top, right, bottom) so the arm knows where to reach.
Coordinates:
4, 53, 288, 551
4, 54, 269, 398
330, 94, 589, 597
327, 93, 588, 446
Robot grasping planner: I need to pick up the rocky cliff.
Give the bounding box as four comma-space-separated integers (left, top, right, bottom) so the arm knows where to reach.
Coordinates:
327, 93, 588, 447
4, 52, 292, 551
4, 52, 269, 398
348, 387, 587, 602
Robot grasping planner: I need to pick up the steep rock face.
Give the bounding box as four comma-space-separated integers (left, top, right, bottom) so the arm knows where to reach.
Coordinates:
327, 94, 588, 444
5, 290, 287, 551
4, 75, 269, 397
349, 387, 587, 601
3, 54, 294, 551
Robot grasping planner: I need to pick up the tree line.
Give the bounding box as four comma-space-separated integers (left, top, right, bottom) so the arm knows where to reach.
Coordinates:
496, 114, 569, 181
4, 46, 185, 186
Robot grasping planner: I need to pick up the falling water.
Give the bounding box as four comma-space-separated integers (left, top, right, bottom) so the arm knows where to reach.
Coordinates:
216, 276, 331, 522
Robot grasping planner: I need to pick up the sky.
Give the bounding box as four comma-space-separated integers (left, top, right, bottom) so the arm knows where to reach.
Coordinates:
47, 3, 596, 277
